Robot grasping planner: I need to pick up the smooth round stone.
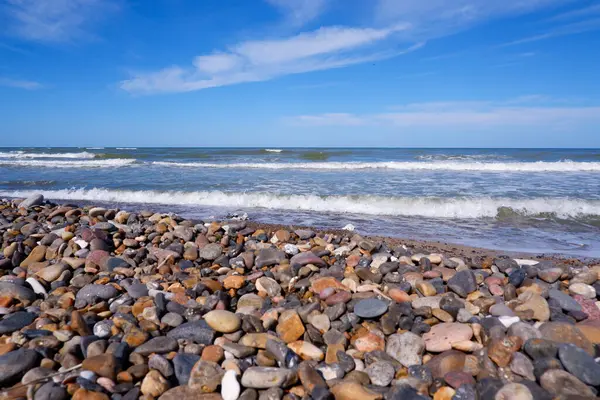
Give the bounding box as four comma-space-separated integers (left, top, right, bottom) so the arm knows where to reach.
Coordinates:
161, 312, 184, 327
354, 298, 388, 319
133, 336, 179, 356
557, 343, 600, 386
423, 323, 473, 352
203, 310, 241, 333
568, 283, 596, 299
241, 367, 295, 389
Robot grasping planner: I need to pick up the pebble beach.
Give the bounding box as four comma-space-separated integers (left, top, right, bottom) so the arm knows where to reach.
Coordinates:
1, 194, 600, 400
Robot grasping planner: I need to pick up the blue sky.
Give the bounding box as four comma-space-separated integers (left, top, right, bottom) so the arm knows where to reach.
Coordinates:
1, 0, 599, 147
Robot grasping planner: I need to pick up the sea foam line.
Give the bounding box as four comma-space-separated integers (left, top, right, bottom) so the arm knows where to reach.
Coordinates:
2, 188, 600, 219
151, 160, 600, 172
0, 159, 136, 168
0, 151, 96, 159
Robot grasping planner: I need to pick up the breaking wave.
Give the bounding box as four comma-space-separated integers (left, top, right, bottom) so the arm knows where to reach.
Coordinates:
151, 160, 600, 172
2, 188, 600, 220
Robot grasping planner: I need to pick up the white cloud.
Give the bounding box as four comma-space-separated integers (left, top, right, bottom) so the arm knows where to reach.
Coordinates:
121, 25, 423, 94
265, 0, 329, 26
2, 0, 117, 42
0, 77, 42, 90
289, 98, 600, 129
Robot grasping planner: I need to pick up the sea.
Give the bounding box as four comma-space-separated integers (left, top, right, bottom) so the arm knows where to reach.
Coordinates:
1, 147, 600, 257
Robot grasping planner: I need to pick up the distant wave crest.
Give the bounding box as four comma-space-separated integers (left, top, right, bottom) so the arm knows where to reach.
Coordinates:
0, 159, 136, 168
152, 160, 600, 172
2, 188, 600, 220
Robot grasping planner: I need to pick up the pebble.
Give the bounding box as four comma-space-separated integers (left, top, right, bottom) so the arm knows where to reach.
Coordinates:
222, 370, 241, 400
354, 298, 388, 318
241, 367, 296, 389
423, 323, 473, 352
365, 361, 395, 386
557, 343, 600, 385
386, 331, 424, 366
0, 348, 39, 385
203, 310, 242, 333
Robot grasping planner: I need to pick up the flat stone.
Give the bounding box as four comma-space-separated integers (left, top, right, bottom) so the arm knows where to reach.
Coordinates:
75, 284, 118, 306
386, 332, 424, 367
539, 369, 596, 399
290, 251, 326, 269
167, 320, 216, 345
538, 321, 595, 356
133, 336, 178, 356
557, 343, 600, 386
423, 323, 473, 352
354, 298, 388, 319
241, 367, 296, 389
0, 311, 36, 334
81, 354, 117, 380
0, 349, 39, 385
255, 248, 286, 267
548, 289, 582, 313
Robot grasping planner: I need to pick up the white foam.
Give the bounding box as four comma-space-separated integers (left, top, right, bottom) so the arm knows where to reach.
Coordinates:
2, 188, 599, 219
0, 151, 96, 159
0, 159, 136, 168
151, 160, 600, 172
264, 149, 283, 153
116, 147, 138, 150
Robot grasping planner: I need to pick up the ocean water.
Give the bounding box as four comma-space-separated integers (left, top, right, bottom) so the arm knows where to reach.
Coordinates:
1, 147, 600, 256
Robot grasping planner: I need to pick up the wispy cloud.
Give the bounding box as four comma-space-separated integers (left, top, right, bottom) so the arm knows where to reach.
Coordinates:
2, 0, 118, 43
375, 0, 571, 39
545, 3, 600, 22
265, 0, 329, 27
288, 97, 600, 129
0, 77, 43, 90
501, 17, 600, 46
121, 25, 424, 94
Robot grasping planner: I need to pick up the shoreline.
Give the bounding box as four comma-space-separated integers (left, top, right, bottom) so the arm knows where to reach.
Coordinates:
5, 194, 596, 264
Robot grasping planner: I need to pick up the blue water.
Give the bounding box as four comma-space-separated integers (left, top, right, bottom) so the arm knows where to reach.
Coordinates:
1, 147, 600, 256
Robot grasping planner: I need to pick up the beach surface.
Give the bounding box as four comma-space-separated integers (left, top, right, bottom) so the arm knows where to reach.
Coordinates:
1, 195, 599, 399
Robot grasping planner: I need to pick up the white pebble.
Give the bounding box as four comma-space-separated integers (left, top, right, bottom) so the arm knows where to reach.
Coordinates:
221, 370, 240, 400
498, 316, 521, 328
26, 278, 48, 298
